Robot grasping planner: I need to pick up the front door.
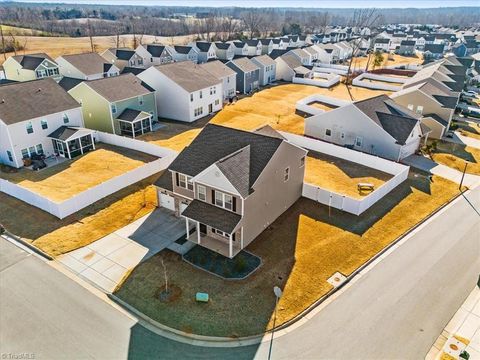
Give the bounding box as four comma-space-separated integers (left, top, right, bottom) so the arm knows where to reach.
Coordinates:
199, 223, 207, 235
208, 103, 213, 113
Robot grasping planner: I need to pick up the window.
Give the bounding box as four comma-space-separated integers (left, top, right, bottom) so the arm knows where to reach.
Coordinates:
36, 144, 44, 155
21, 148, 29, 159
53, 68, 59, 75
190, 93, 194, 102
199, 90, 203, 99
341, 132, 345, 139
325, 129, 332, 136
6, 150, 13, 162
215, 191, 224, 207
416, 105, 424, 115
284, 167, 290, 182
26, 122, 33, 134
224, 194, 233, 211
28, 146, 36, 156
214, 191, 234, 211
300, 156, 305, 167
197, 185, 206, 201
111, 103, 117, 114
41, 119, 48, 129
138, 95, 144, 105
215, 99, 220, 106
194, 107, 203, 117
178, 174, 193, 191
212, 228, 229, 238
63, 113, 69, 124
355, 136, 363, 147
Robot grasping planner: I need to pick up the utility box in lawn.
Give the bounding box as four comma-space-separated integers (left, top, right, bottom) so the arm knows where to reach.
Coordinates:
196, 292, 209, 303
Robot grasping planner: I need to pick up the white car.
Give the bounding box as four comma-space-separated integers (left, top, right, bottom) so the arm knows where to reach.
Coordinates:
462, 90, 478, 98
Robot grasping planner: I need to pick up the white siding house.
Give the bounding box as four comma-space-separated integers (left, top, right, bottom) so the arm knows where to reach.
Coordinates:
56, 52, 120, 80
200, 60, 237, 100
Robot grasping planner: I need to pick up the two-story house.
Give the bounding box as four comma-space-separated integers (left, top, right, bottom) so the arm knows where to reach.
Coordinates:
245, 40, 262, 56
200, 60, 237, 101
170, 45, 199, 63
67, 73, 157, 137
56, 52, 120, 80
258, 39, 274, 55
100, 48, 144, 71
251, 55, 276, 86
0, 78, 93, 168
373, 38, 391, 52
138, 61, 222, 122
135, 44, 174, 67
2, 53, 60, 82
214, 42, 235, 61
155, 124, 307, 258
231, 41, 249, 57
226, 57, 260, 94
191, 42, 217, 63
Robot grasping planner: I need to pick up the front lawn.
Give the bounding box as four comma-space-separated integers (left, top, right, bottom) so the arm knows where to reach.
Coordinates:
430, 141, 480, 175
115, 171, 460, 337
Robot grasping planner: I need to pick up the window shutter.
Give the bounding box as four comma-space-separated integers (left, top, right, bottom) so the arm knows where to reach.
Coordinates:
175, 173, 179, 186
211, 190, 215, 204
233, 197, 236, 212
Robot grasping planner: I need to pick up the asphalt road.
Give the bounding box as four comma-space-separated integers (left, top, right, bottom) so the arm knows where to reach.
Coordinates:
1, 187, 479, 359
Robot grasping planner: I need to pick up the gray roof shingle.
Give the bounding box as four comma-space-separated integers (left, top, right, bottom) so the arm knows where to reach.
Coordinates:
182, 200, 242, 233
85, 73, 152, 102
154, 61, 220, 92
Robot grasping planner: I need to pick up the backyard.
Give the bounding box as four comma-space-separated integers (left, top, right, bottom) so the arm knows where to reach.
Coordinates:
350, 53, 422, 71
429, 141, 480, 175
0, 175, 159, 256
305, 151, 393, 198
115, 170, 460, 337
0, 144, 156, 202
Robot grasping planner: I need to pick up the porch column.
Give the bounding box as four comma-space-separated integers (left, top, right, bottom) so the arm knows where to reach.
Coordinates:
80, 137, 84, 155
66, 141, 71, 159
185, 218, 190, 239
91, 133, 96, 150
131, 123, 135, 139
149, 116, 153, 132
140, 119, 144, 135
197, 221, 201, 244
229, 233, 233, 258
240, 227, 244, 249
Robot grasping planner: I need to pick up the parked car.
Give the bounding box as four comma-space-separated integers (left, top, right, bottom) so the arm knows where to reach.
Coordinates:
462, 90, 478, 98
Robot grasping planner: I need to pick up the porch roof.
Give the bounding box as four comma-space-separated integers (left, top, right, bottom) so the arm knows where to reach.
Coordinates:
116, 109, 151, 123
47, 126, 94, 142
182, 200, 242, 234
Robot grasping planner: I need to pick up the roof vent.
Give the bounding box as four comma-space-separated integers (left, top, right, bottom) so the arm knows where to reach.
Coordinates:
1, 99, 4, 104
37, 88, 42, 92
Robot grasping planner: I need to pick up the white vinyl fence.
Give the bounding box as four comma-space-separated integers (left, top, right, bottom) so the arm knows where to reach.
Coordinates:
352, 72, 408, 92
1, 132, 178, 219
296, 94, 351, 116
313, 63, 349, 75
293, 73, 340, 88
281, 132, 410, 216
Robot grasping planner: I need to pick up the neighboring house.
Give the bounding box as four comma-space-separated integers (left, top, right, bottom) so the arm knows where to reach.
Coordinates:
100, 48, 144, 71
373, 38, 391, 53
56, 52, 120, 80
137, 61, 222, 122
305, 95, 424, 161
415, 36, 426, 50
68, 73, 157, 137
317, 43, 341, 63
135, 44, 174, 67
226, 57, 260, 94
452, 43, 468, 58
258, 39, 274, 55
397, 40, 416, 56
0, 78, 91, 168
245, 40, 262, 56
214, 42, 235, 61
3, 53, 60, 82
231, 41, 249, 57
303, 46, 319, 63
171, 45, 199, 63
251, 55, 276, 86
423, 44, 445, 60
275, 53, 312, 82
311, 44, 332, 63
200, 60, 237, 100
271, 38, 286, 50
154, 124, 307, 258
289, 48, 311, 66
192, 42, 217, 63
0, 65, 5, 79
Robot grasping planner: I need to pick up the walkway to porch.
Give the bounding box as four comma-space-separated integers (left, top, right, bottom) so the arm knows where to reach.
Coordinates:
188, 230, 242, 258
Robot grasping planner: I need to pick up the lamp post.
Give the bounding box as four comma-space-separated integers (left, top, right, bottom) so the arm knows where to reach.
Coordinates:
268, 286, 283, 360
459, 161, 469, 191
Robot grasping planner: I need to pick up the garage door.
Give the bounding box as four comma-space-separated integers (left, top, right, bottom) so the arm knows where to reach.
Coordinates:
180, 202, 188, 214
159, 193, 175, 211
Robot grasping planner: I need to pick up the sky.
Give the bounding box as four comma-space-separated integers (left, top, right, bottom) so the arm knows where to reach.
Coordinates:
6, 0, 480, 8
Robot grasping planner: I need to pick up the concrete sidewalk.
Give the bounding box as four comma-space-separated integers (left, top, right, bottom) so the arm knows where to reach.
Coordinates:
402, 155, 480, 188
426, 286, 480, 359
444, 131, 480, 150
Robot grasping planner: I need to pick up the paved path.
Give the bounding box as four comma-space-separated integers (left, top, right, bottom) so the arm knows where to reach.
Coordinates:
57, 208, 187, 292
444, 131, 480, 150
2, 187, 480, 359
426, 286, 480, 359
402, 154, 480, 188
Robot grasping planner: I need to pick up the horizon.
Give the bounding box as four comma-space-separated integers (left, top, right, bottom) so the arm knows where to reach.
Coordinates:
3, 0, 480, 8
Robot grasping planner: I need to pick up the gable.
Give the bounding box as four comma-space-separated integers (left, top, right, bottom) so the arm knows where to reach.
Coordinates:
193, 164, 241, 197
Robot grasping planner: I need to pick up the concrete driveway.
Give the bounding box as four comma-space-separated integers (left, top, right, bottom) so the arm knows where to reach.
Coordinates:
58, 208, 186, 292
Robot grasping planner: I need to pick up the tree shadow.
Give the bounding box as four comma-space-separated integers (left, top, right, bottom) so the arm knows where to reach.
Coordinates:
435, 142, 478, 164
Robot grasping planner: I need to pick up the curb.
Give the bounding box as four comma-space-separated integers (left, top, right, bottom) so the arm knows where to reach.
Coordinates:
1, 230, 53, 260
107, 188, 469, 345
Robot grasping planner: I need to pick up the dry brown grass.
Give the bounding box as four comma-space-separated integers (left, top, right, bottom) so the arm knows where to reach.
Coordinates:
116, 171, 460, 337
0, 176, 159, 256
351, 54, 423, 71
457, 121, 480, 140
0, 33, 197, 65
305, 152, 392, 198
0, 144, 156, 202
430, 141, 480, 175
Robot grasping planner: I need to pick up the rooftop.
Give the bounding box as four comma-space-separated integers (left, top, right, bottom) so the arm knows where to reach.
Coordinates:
85, 73, 152, 102
154, 61, 220, 92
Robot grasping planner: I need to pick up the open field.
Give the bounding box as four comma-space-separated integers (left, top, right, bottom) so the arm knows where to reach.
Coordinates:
0, 176, 159, 257
305, 152, 393, 198
351, 54, 422, 71
430, 141, 480, 175
0, 24, 57, 36
0, 33, 197, 64
0, 144, 156, 202
115, 171, 460, 337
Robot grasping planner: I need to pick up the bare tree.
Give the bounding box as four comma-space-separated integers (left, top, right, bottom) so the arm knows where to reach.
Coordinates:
218, 16, 237, 41
241, 10, 264, 39
0, 25, 6, 60
344, 9, 381, 100
9, 33, 17, 56
87, 20, 95, 52
317, 12, 330, 34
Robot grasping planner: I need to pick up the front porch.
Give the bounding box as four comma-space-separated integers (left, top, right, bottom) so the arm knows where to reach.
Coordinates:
48, 126, 96, 159
116, 109, 153, 138
188, 229, 242, 258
